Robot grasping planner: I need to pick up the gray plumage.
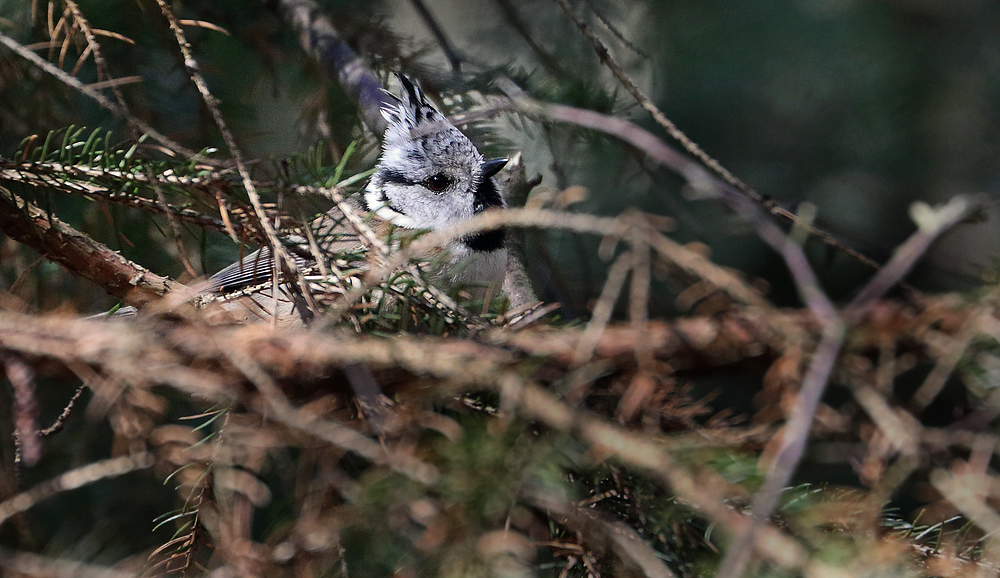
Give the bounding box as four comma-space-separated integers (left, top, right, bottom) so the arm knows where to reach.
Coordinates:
207, 74, 510, 322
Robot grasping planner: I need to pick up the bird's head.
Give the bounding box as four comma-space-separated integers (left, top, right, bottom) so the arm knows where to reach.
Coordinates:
365, 75, 506, 251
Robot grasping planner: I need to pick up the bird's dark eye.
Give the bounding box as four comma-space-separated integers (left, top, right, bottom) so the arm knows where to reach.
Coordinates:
423, 173, 452, 192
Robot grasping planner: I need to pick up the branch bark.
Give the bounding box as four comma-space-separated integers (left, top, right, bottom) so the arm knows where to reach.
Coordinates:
0, 185, 183, 305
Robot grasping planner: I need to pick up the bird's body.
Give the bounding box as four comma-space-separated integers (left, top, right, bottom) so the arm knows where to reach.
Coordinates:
207, 75, 511, 323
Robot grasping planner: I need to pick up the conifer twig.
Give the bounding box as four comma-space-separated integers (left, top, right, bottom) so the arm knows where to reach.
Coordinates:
0, 30, 198, 159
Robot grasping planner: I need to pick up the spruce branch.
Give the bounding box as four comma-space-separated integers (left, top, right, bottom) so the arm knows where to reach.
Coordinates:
0, 185, 183, 304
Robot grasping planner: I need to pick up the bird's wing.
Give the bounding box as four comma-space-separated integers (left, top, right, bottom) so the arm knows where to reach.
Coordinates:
209, 202, 367, 294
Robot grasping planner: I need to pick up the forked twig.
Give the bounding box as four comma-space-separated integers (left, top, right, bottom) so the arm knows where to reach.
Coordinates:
717, 195, 976, 577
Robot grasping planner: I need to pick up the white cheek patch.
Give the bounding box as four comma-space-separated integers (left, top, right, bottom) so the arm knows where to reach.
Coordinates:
364, 188, 419, 229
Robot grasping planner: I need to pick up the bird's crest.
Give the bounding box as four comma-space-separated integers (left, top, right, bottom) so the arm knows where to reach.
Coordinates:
380, 74, 451, 141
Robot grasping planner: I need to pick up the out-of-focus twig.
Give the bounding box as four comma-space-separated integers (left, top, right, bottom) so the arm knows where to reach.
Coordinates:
718, 196, 973, 577
497, 75, 887, 276
222, 342, 438, 484
494, 0, 570, 79
501, 373, 812, 571
409, 0, 463, 72
0, 453, 153, 528
525, 488, 678, 578
716, 322, 844, 578
0, 547, 138, 578
5, 356, 41, 468
847, 196, 974, 318
580, 0, 649, 58
931, 465, 1000, 576
848, 196, 977, 412
270, 0, 394, 135
552, 0, 738, 191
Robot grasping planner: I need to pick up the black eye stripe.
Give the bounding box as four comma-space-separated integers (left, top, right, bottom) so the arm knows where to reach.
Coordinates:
378, 169, 419, 186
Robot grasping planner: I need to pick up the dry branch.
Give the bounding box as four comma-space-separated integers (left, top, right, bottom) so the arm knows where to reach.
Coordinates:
0, 185, 182, 304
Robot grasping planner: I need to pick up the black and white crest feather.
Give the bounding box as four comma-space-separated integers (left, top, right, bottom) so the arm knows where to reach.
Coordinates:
379, 74, 444, 130
364, 74, 508, 284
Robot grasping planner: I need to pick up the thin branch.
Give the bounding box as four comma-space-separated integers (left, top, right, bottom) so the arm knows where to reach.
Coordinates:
0, 453, 153, 528
270, 0, 394, 135
5, 355, 41, 469
716, 197, 974, 576
344, 202, 799, 342
493, 0, 570, 79
562, 0, 888, 278
38, 384, 88, 437
500, 373, 813, 571
148, 166, 199, 278
715, 322, 844, 578
525, 488, 678, 578
154, 0, 310, 322
63, 0, 130, 113
571, 251, 632, 367
409, 0, 463, 72
580, 0, 649, 58
847, 196, 974, 317
0, 30, 199, 159
0, 547, 138, 578
223, 342, 438, 484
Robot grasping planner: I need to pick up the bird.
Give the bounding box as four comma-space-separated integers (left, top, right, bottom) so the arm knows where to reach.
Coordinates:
204, 74, 515, 324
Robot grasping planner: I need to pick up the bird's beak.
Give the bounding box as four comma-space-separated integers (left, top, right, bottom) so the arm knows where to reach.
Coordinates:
482, 158, 509, 178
